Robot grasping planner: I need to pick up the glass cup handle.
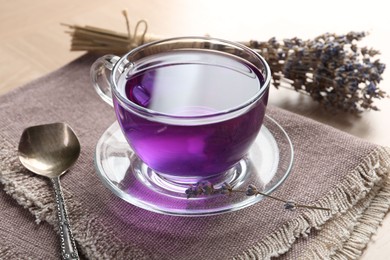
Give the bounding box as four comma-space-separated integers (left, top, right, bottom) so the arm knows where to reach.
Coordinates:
90, 55, 120, 107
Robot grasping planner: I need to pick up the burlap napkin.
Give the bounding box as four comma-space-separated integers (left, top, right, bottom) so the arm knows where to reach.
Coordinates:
1, 55, 390, 259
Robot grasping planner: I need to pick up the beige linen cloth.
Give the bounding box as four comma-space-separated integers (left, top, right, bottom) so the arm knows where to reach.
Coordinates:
1, 55, 390, 259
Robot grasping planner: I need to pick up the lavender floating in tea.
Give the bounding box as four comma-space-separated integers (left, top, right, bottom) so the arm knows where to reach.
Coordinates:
63, 11, 386, 113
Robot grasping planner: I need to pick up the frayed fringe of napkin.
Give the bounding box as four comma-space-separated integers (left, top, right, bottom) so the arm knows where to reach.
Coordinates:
0, 139, 151, 259
235, 146, 390, 259
0, 246, 17, 259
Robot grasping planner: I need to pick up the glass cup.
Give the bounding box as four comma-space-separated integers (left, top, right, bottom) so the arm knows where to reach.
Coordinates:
91, 36, 271, 188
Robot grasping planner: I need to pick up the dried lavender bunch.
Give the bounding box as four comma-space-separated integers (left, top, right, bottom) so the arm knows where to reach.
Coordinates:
247, 32, 386, 113
185, 181, 330, 211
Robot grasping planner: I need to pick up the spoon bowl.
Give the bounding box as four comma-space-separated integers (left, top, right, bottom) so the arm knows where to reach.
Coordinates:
18, 122, 80, 260
18, 122, 80, 178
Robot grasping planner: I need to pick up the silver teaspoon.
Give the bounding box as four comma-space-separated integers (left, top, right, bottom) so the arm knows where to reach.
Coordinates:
18, 122, 80, 260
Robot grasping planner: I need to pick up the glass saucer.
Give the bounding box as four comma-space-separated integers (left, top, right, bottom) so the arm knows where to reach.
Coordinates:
94, 115, 293, 216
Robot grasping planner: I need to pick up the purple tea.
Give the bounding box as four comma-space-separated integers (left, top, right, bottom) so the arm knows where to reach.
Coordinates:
113, 50, 268, 180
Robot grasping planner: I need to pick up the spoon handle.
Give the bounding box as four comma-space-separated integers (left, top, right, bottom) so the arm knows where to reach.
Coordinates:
52, 177, 80, 260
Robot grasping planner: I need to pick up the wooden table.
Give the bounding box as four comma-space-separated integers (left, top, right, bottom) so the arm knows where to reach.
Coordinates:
1, 0, 389, 258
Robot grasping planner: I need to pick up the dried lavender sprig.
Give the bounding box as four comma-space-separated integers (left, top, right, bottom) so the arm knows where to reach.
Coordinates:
185, 182, 331, 211
246, 32, 386, 113
244, 184, 329, 211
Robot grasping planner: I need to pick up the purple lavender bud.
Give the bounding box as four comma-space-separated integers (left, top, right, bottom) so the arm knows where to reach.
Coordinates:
246, 185, 258, 196
199, 181, 214, 195
284, 201, 297, 211
221, 182, 234, 195
366, 82, 376, 95
185, 185, 197, 198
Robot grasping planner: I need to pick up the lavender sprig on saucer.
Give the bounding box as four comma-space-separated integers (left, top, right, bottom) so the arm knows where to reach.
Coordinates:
185, 182, 330, 212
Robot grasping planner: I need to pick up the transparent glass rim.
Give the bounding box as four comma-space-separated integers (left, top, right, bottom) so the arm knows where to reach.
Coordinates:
111, 36, 271, 121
